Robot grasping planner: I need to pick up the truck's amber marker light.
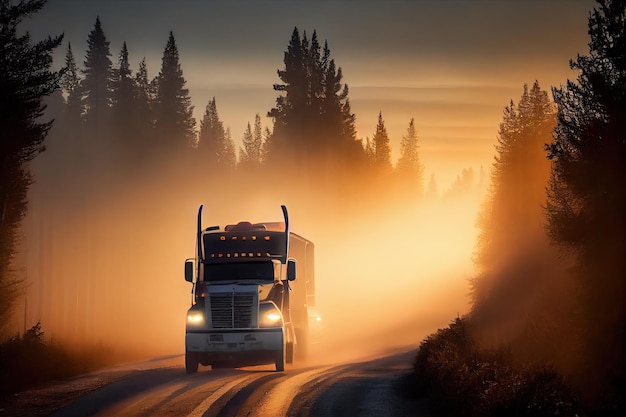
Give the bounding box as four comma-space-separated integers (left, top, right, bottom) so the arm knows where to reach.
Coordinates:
220, 236, 225, 241
264, 236, 270, 241
252, 236, 257, 240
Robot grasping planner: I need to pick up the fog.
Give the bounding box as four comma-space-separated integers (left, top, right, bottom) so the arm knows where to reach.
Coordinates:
10, 146, 484, 364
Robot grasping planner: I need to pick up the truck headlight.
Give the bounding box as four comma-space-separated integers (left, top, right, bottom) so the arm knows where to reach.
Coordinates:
259, 301, 283, 327
187, 312, 204, 324
186, 304, 205, 328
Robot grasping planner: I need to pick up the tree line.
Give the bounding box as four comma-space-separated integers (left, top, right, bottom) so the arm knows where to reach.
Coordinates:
50, 20, 426, 186
468, 0, 625, 412
3, 0, 623, 413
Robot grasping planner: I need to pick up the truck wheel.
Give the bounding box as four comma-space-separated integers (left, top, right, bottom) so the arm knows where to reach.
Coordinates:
275, 348, 285, 372
185, 353, 199, 374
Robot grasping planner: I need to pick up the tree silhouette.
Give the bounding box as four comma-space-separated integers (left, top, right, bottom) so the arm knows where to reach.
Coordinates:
268, 27, 359, 171
0, 0, 63, 330
133, 57, 155, 154
471, 82, 555, 310
197, 96, 225, 168
239, 114, 263, 170
60, 42, 83, 125
153, 31, 196, 152
396, 117, 425, 197
371, 112, 392, 174
547, 0, 626, 408
82, 16, 112, 139
110, 41, 137, 159
222, 127, 237, 172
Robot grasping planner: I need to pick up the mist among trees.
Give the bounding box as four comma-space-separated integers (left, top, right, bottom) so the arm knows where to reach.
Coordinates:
1, 0, 624, 414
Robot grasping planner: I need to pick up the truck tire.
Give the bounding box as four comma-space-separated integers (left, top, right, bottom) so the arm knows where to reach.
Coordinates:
185, 352, 199, 374
275, 348, 285, 372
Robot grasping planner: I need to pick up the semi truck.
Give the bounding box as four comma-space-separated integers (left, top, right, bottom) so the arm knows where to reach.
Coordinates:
184, 205, 315, 373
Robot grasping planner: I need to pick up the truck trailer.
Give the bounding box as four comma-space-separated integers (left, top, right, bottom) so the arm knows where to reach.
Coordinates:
184, 205, 315, 373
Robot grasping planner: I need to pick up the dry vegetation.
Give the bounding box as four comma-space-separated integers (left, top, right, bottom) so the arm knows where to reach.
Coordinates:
409, 317, 586, 417
0, 322, 138, 398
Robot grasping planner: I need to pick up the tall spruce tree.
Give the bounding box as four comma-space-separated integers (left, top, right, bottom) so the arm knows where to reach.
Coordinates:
396, 118, 424, 196
0, 0, 63, 330
82, 16, 112, 138
372, 112, 392, 174
60, 42, 83, 124
547, 0, 626, 408
268, 27, 359, 170
239, 122, 254, 166
110, 42, 136, 157
153, 31, 196, 151
239, 114, 263, 169
134, 57, 155, 151
472, 82, 555, 304
469, 82, 571, 373
197, 97, 224, 168
222, 127, 237, 172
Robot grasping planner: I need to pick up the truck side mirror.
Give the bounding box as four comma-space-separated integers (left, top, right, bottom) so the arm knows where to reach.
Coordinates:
287, 258, 297, 281
184, 259, 195, 282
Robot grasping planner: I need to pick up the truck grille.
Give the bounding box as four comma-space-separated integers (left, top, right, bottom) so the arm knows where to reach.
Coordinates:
210, 293, 255, 328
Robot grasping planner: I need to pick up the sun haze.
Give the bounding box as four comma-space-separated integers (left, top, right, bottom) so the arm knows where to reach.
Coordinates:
6, 0, 596, 362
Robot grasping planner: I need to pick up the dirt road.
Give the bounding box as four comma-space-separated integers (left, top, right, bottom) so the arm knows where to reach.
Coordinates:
0, 348, 431, 417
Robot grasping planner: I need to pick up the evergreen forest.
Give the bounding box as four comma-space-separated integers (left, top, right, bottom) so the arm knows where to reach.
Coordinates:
1, 0, 624, 415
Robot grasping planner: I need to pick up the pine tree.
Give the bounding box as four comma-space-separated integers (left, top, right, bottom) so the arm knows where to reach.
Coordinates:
267, 27, 359, 169
197, 97, 224, 167
547, 0, 626, 408
396, 117, 424, 196
134, 57, 155, 150
473, 82, 555, 297
239, 114, 263, 170
221, 127, 237, 172
110, 42, 137, 157
253, 114, 263, 164
372, 112, 392, 174
153, 31, 196, 151
60, 42, 83, 123
260, 126, 272, 165
82, 16, 112, 137
0, 0, 63, 330
239, 122, 254, 166
268, 27, 307, 163
469, 82, 564, 373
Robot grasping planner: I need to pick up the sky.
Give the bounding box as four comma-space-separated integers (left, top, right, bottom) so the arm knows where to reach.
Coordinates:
24, 0, 595, 188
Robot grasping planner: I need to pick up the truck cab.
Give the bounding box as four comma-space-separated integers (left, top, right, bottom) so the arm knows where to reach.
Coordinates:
184, 205, 314, 373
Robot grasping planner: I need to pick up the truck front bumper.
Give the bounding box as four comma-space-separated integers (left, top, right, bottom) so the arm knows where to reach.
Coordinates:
186, 328, 284, 365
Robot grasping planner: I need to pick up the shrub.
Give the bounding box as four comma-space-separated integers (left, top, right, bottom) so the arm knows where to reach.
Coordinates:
412, 317, 586, 416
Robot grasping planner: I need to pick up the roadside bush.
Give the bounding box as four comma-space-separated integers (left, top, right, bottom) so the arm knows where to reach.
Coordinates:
0, 322, 117, 397
412, 317, 586, 417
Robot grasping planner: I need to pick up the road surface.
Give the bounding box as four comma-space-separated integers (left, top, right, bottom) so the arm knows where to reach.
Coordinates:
0, 348, 431, 417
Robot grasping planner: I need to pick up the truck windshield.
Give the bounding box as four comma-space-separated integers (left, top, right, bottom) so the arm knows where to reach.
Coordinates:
203, 261, 276, 282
